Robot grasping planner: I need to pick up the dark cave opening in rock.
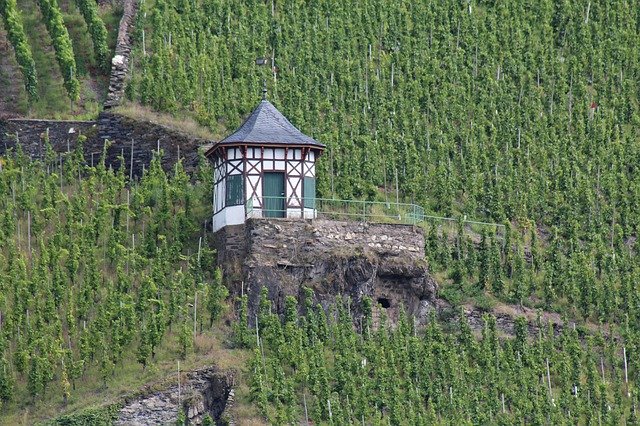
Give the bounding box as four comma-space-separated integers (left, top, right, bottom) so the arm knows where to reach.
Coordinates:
377, 297, 391, 308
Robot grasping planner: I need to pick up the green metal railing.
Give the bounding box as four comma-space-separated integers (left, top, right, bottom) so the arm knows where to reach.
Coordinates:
245, 196, 505, 235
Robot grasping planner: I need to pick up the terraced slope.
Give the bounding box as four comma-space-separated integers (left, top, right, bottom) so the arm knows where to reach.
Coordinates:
0, 0, 121, 118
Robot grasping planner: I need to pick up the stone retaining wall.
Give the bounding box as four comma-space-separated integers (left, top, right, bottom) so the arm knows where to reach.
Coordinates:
0, 119, 99, 157
98, 111, 206, 176
212, 224, 246, 282
0, 114, 208, 177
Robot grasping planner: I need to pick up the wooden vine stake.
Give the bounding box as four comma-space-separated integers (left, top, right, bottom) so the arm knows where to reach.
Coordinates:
624, 346, 629, 397
130, 139, 134, 181
546, 358, 552, 400
27, 210, 31, 261
303, 393, 309, 425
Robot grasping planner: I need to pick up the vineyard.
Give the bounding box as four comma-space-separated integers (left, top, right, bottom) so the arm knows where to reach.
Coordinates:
125, 0, 640, 423
1, 0, 640, 423
243, 291, 640, 424
128, 0, 640, 324
0, 144, 233, 423
0, 0, 119, 117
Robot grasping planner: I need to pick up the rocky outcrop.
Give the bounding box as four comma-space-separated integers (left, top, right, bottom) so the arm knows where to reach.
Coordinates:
217, 218, 437, 325
116, 367, 234, 426
453, 303, 605, 339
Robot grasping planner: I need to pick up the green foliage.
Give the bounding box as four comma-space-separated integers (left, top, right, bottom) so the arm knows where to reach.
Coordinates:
0, 0, 38, 101
175, 408, 186, 425
232, 294, 252, 349
0, 352, 15, 406
43, 403, 121, 425
248, 293, 639, 424
206, 268, 228, 327
0, 145, 218, 408
177, 318, 192, 360
73, 0, 110, 73
36, 0, 80, 100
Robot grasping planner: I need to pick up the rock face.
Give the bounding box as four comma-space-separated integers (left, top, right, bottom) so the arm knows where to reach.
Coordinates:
116, 367, 234, 426
216, 218, 437, 324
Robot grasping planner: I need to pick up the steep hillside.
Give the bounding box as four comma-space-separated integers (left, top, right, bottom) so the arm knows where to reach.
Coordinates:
127, 0, 640, 327
2, 0, 640, 424
0, 20, 26, 117
0, 147, 244, 424
122, 1, 640, 423
128, 0, 640, 221
0, 0, 121, 118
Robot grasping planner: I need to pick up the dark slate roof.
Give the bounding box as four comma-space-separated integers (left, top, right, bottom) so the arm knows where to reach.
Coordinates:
212, 100, 325, 150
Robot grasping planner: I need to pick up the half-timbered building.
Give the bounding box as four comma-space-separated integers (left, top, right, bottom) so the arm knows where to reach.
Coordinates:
205, 98, 325, 232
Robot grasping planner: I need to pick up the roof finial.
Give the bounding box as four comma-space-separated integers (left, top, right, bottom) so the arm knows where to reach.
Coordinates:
262, 78, 267, 100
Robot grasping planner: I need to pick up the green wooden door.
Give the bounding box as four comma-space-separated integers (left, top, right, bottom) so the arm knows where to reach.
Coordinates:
263, 172, 285, 217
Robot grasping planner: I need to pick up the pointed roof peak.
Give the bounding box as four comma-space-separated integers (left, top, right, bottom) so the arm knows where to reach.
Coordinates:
213, 99, 325, 149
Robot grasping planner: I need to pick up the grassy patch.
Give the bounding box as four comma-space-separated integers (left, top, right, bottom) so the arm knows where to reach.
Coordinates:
113, 102, 221, 140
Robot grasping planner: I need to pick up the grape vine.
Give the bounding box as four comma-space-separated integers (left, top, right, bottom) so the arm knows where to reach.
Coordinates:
0, 0, 38, 102
36, 0, 80, 101
74, 0, 110, 73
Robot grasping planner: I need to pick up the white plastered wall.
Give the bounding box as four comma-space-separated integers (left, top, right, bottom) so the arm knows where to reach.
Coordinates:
213, 147, 320, 230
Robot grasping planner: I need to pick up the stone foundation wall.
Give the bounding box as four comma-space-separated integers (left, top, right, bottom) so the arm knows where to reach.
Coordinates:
216, 218, 436, 325
213, 224, 247, 282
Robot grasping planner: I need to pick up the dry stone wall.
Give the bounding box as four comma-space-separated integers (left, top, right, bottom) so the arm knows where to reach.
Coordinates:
104, 0, 138, 108
97, 111, 207, 176
0, 119, 98, 157
0, 114, 208, 177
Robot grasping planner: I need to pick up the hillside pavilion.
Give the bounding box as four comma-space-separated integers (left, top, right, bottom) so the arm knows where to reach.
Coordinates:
205, 98, 325, 232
